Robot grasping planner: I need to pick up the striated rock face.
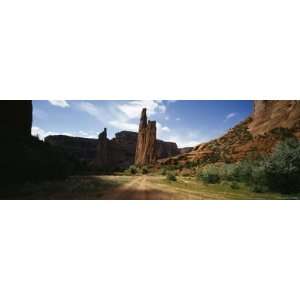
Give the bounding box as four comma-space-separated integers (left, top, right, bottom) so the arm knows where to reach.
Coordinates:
160, 100, 300, 167
249, 100, 300, 137
135, 108, 157, 165
0, 100, 32, 137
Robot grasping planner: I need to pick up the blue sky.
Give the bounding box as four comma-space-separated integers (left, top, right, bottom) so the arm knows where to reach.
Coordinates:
32, 100, 253, 148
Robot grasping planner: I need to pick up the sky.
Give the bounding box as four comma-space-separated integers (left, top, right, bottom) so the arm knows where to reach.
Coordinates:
32, 100, 253, 148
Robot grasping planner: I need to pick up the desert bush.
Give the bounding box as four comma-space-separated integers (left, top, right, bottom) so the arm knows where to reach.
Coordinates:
141, 166, 148, 174
197, 166, 220, 184
185, 161, 197, 169
263, 138, 300, 194
128, 165, 137, 175
160, 168, 167, 175
230, 181, 240, 190
221, 139, 300, 194
166, 172, 177, 181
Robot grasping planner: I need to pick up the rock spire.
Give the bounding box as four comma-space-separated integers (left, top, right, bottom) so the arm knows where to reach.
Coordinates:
135, 108, 157, 165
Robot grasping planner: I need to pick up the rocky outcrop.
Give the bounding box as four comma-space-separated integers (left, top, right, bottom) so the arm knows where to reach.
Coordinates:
160, 100, 300, 167
0, 100, 32, 138
135, 108, 157, 166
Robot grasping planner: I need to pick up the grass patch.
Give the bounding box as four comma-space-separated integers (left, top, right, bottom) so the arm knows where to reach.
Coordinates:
155, 176, 285, 200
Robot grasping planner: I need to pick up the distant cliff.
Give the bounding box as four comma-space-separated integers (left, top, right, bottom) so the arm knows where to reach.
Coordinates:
45, 135, 98, 161
47, 129, 180, 170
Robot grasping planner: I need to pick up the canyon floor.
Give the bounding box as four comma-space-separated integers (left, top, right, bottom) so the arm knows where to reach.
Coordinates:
3, 175, 291, 200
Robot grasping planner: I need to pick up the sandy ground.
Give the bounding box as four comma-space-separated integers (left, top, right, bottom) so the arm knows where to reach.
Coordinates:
99, 175, 284, 200
100, 175, 181, 200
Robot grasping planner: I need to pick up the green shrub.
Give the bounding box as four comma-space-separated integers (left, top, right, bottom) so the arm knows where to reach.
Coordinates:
197, 166, 220, 184
226, 139, 300, 194
141, 166, 148, 174
230, 181, 240, 190
185, 161, 197, 169
128, 165, 137, 175
263, 138, 300, 194
166, 172, 177, 181
160, 168, 167, 175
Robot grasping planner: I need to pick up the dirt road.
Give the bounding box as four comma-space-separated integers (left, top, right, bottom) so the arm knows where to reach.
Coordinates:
100, 175, 179, 200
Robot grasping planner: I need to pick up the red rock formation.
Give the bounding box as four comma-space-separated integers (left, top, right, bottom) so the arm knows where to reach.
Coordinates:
160, 100, 300, 167
46, 130, 179, 170
0, 100, 32, 137
135, 108, 157, 165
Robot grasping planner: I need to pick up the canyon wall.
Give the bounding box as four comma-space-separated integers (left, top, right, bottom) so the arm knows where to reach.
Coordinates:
160, 100, 300, 167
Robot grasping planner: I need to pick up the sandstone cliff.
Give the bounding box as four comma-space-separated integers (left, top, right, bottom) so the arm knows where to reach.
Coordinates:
248, 100, 300, 138
135, 108, 157, 165
160, 100, 300, 167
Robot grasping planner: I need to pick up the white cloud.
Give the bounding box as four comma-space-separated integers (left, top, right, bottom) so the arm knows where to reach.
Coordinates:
164, 134, 201, 148
176, 117, 181, 121
32, 126, 97, 140
48, 100, 70, 108
225, 112, 237, 121
31, 126, 59, 140
117, 100, 166, 119
109, 120, 138, 132
77, 102, 101, 120
158, 129, 211, 148
77, 100, 170, 134
157, 122, 170, 134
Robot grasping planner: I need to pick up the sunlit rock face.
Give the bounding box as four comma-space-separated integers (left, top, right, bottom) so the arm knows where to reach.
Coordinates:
249, 100, 300, 138
0, 100, 32, 138
159, 100, 300, 167
135, 108, 157, 166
